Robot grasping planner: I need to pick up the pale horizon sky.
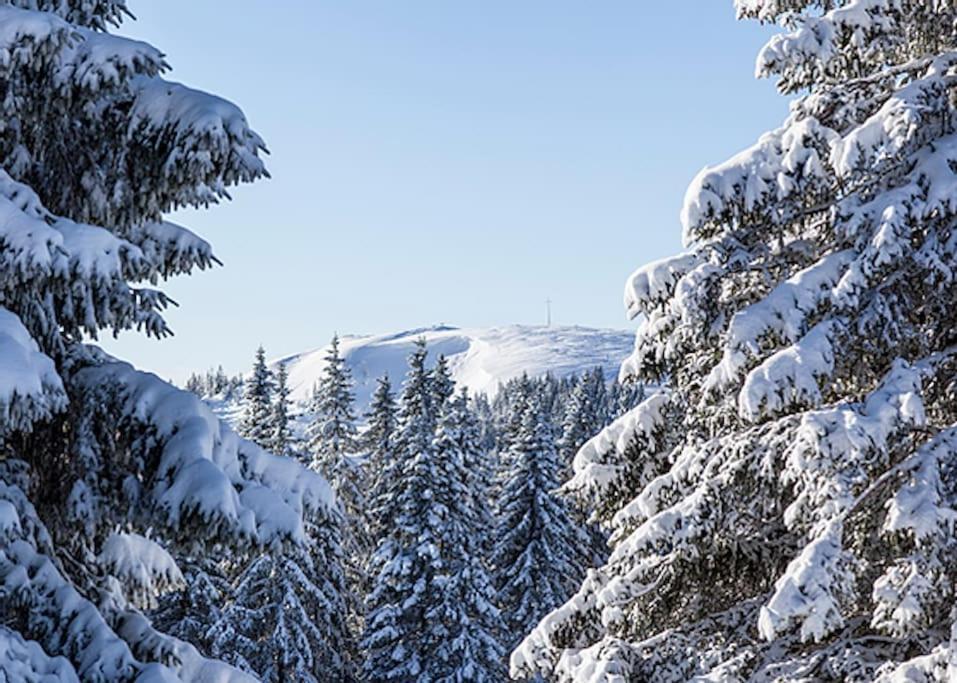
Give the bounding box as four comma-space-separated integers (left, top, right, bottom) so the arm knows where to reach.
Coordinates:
103, 2, 789, 383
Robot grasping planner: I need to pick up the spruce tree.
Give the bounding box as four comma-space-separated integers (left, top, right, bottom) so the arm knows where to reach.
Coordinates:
432, 353, 455, 409
269, 363, 293, 457
492, 390, 584, 649
307, 334, 363, 525
307, 335, 359, 468
471, 392, 498, 454
207, 538, 353, 682
496, 373, 534, 453
214, 366, 231, 396
455, 390, 498, 558
612, 376, 643, 418
557, 373, 610, 568
240, 345, 275, 448
425, 390, 506, 681
151, 560, 232, 656
364, 349, 505, 681
362, 339, 442, 681
364, 375, 398, 458
364, 375, 398, 542
516, 4, 957, 681
557, 373, 596, 468
366, 338, 435, 539
185, 372, 205, 397
306, 335, 367, 637
0, 4, 342, 679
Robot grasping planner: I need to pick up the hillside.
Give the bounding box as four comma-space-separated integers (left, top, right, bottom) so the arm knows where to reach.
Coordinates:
275, 324, 633, 411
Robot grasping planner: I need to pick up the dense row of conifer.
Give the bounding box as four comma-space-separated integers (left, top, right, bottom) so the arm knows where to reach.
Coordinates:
181, 340, 641, 680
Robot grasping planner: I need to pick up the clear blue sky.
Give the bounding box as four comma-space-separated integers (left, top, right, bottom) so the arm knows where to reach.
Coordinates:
103, 1, 788, 383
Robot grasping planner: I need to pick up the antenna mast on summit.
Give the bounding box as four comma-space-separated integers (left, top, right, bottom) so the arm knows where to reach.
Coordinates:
546, 298, 552, 327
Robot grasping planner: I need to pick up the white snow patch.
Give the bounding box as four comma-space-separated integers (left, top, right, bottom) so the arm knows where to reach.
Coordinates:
98, 532, 184, 609
0, 626, 79, 683
274, 324, 634, 411
0, 307, 66, 433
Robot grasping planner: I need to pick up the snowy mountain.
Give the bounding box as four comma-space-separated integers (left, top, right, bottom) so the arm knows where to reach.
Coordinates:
274, 324, 634, 411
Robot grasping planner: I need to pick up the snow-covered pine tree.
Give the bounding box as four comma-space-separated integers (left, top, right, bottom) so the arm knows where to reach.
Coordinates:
363, 374, 398, 542
307, 335, 363, 520
185, 365, 237, 399
492, 388, 585, 652
494, 373, 535, 453
455, 389, 498, 558
151, 559, 232, 655
432, 353, 456, 409
471, 391, 498, 454
427, 389, 505, 681
207, 538, 353, 682
364, 344, 504, 681
308, 335, 359, 468
588, 367, 610, 426
213, 365, 232, 396
239, 345, 275, 448
365, 338, 435, 547
557, 372, 610, 568
557, 372, 599, 468
364, 375, 398, 458
305, 334, 367, 638
362, 339, 443, 681
0, 4, 342, 680
515, 4, 957, 681
269, 362, 293, 457
185, 372, 205, 397
309, 335, 356, 465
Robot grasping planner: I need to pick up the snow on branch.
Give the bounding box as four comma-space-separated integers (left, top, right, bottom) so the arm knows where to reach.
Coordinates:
0, 4, 161, 95
705, 250, 853, 392
510, 569, 609, 680
835, 130, 957, 306
831, 59, 957, 179
620, 259, 725, 382
734, 0, 816, 23
126, 220, 217, 279
551, 635, 634, 683
758, 520, 854, 643
0, 5, 73, 70
782, 358, 925, 534
0, 165, 188, 343
6, 0, 130, 31
873, 632, 955, 681
116, 612, 258, 683
55, 26, 165, 92
680, 117, 837, 244
0, 626, 80, 683
623, 253, 700, 320
0, 307, 66, 435
871, 556, 938, 638
883, 427, 957, 542
98, 532, 184, 610
750, 0, 940, 93
739, 319, 842, 422
0, 482, 255, 682
129, 76, 268, 204
72, 358, 335, 545
563, 390, 671, 511
0, 536, 141, 680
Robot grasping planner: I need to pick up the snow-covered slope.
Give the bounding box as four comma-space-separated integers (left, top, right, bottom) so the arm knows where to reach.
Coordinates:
276, 324, 633, 411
